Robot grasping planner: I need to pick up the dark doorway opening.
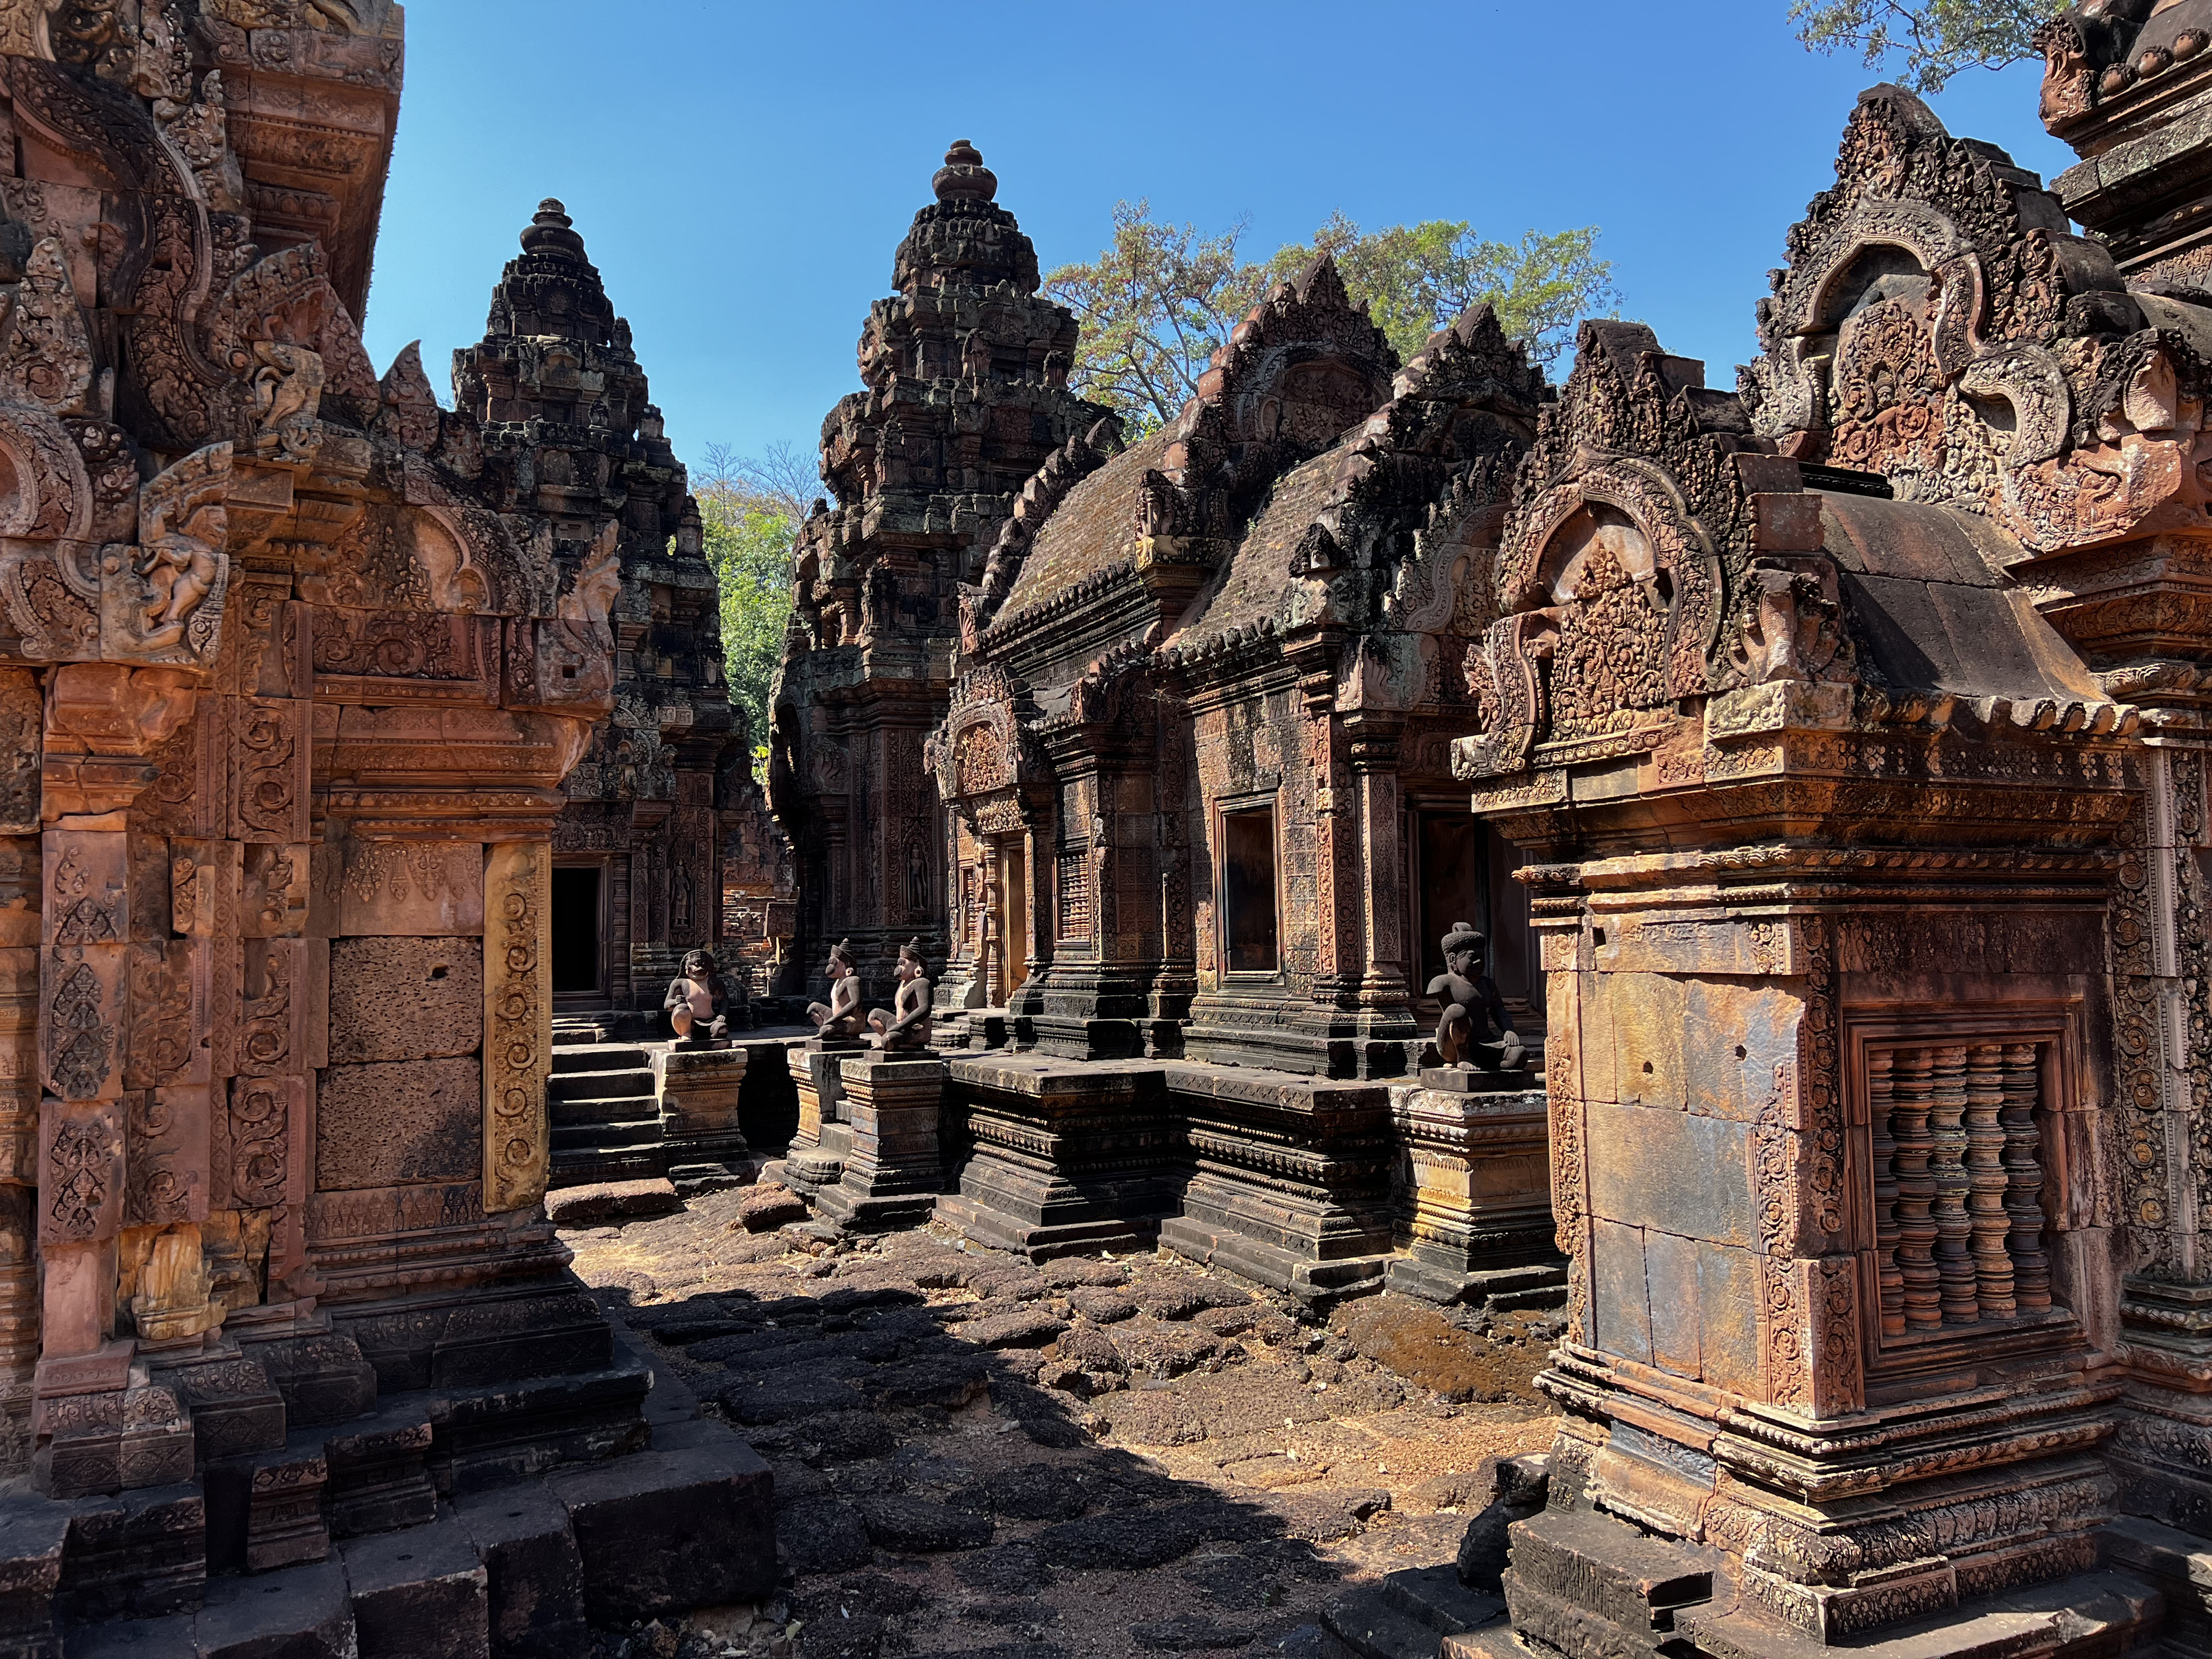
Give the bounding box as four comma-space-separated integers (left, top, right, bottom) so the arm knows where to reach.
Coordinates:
1416, 813, 1485, 986
1221, 806, 1279, 975
552, 866, 603, 996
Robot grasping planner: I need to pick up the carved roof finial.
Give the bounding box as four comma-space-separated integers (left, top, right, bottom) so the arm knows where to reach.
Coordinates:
520, 197, 587, 262
933, 139, 998, 206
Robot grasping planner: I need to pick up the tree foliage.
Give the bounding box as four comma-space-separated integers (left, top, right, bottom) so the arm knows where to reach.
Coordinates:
1042, 202, 1620, 435
1787, 0, 2067, 91
695, 441, 807, 781
1260, 212, 1620, 371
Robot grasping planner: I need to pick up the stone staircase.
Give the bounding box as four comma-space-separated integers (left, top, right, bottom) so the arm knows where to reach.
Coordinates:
550, 1044, 666, 1187
7, 1321, 775, 1659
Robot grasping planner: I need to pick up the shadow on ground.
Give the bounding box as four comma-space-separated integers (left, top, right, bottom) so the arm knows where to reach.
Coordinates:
567, 1188, 1560, 1659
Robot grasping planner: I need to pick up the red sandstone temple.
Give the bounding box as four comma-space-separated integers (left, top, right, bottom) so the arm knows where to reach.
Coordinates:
3, 2, 2212, 1658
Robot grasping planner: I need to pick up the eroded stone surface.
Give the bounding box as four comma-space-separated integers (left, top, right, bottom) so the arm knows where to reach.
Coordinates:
315, 1059, 483, 1191
327, 938, 482, 1065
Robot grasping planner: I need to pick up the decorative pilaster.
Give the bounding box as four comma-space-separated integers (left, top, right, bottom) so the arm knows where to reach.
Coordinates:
483, 841, 551, 1214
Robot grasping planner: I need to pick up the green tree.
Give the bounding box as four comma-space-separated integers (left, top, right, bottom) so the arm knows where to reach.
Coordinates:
1042, 203, 1619, 434
1039, 200, 1258, 436
1787, 0, 2067, 91
695, 441, 808, 781
1260, 211, 1620, 368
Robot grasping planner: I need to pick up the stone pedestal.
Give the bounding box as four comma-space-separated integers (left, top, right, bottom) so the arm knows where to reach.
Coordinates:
650, 1046, 749, 1195
1384, 1079, 1564, 1307
814, 1055, 947, 1232
773, 1042, 861, 1200
1157, 1063, 1396, 1308
935, 1053, 1173, 1259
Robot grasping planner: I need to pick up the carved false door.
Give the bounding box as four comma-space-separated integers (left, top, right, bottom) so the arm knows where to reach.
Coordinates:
991, 843, 1025, 1007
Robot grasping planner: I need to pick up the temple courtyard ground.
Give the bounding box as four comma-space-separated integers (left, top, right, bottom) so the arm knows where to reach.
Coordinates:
555, 1187, 1563, 1659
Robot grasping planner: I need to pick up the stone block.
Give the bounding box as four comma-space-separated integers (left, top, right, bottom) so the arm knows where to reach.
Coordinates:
1679, 979, 1798, 1124
65, 1613, 199, 1656
420, 1358, 649, 1492
541, 1179, 681, 1228
1694, 1242, 1761, 1396
195, 1558, 354, 1659
153, 1357, 285, 1465
1642, 1229, 1702, 1381
737, 1184, 808, 1232
237, 1329, 378, 1428
202, 1442, 327, 1575
315, 1058, 482, 1191
1608, 972, 1686, 1112
1589, 1219, 1652, 1367
547, 1430, 775, 1623
213, 1074, 306, 1214
342, 1515, 490, 1659
816, 1056, 946, 1230
653, 1045, 745, 1138
239, 843, 310, 941
321, 1406, 435, 1538
124, 1083, 212, 1229
454, 1483, 587, 1659
327, 938, 483, 1064
38, 1102, 126, 1247
35, 1384, 195, 1501
319, 841, 485, 939
1582, 1104, 1756, 1249
0, 1504, 67, 1659
58, 1482, 208, 1619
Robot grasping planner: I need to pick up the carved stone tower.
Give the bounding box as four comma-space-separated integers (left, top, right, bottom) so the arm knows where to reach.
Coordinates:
453, 202, 752, 1032
766, 140, 1112, 1003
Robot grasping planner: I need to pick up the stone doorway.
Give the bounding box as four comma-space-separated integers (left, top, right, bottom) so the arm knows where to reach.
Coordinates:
552, 863, 607, 1000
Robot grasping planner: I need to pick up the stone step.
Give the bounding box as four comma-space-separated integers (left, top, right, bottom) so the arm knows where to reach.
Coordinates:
1674, 1569, 2167, 1659
551, 1044, 651, 1074
1380, 1566, 1505, 1636
551, 1147, 666, 1186
551, 1122, 659, 1149
1326, 1588, 1460, 1659
547, 1068, 654, 1103
550, 1092, 660, 1127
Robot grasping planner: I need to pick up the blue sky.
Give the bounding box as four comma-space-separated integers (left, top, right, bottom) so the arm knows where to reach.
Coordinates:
359, 2, 2069, 478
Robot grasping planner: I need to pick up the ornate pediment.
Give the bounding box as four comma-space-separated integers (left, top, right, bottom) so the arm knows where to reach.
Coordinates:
1456, 322, 1853, 779
1738, 84, 2212, 559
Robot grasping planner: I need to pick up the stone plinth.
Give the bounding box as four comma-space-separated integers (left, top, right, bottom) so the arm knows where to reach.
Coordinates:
650, 1046, 750, 1194
1157, 1063, 1395, 1309
813, 1055, 948, 1231
1384, 1081, 1564, 1307
935, 1053, 1173, 1259
773, 1042, 862, 1199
